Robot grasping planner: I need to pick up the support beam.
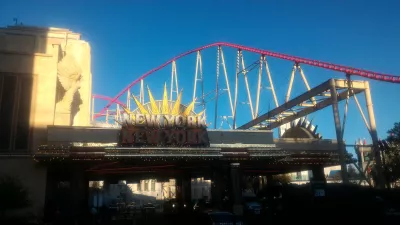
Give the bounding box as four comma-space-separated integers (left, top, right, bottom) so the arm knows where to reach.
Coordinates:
70, 165, 88, 223
139, 79, 145, 104
220, 47, 234, 117
182, 173, 191, 205
237, 79, 366, 130
329, 79, 349, 184
214, 47, 221, 129
232, 50, 241, 129
267, 88, 364, 129
352, 162, 372, 186
238, 79, 332, 129
364, 82, 385, 189
211, 170, 223, 209
230, 163, 243, 216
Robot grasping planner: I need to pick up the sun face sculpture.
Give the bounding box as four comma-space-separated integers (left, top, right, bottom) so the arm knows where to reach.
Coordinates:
119, 83, 205, 127
280, 118, 322, 139
118, 84, 208, 147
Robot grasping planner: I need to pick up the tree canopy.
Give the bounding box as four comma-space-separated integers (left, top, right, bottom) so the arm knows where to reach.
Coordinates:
384, 122, 400, 183
387, 122, 400, 143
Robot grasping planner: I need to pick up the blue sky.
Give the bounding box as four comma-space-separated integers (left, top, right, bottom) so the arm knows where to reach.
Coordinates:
1, 0, 399, 152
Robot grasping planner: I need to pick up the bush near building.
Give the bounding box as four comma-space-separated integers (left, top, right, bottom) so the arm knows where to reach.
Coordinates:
0, 175, 32, 224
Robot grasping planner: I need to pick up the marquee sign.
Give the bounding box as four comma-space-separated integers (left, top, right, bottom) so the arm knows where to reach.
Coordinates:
118, 85, 210, 147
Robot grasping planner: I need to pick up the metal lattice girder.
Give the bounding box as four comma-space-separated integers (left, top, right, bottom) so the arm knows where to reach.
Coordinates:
237, 78, 368, 130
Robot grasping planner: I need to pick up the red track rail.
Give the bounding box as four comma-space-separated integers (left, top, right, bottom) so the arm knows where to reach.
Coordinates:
95, 42, 400, 118
93, 94, 126, 107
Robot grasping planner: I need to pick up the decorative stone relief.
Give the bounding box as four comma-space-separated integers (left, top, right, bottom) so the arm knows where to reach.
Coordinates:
54, 54, 82, 125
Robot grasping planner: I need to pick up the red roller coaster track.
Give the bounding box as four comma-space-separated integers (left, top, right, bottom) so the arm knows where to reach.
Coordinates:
92, 94, 126, 107
95, 42, 400, 119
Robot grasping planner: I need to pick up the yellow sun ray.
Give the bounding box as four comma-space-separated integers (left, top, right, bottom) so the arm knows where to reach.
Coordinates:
197, 110, 205, 117
183, 101, 195, 117
133, 95, 149, 114
126, 84, 203, 120
121, 105, 132, 114
162, 83, 169, 114
171, 91, 183, 115
147, 86, 160, 114
121, 106, 136, 122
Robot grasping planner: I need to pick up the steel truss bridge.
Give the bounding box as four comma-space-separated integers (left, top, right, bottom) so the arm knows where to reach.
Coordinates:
87, 42, 399, 188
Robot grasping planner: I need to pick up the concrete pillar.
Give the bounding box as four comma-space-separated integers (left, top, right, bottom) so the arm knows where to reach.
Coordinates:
252, 176, 260, 194
230, 163, 243, 216
179, 173, 191, 205
176, 176, 182, 202
266, 174, 273, 185
311, 165, 326, 183
44, 168, 58, 220
265, 174, 275, 201
211, 170, 223, 209
311, 165, 327, 198
260, 176, 265, 190
70, 165, 88, 222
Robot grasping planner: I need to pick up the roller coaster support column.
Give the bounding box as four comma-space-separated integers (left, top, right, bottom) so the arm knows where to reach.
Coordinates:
230, 163, 243, 216
364, 82, 386, 189
329, 79, 349, 184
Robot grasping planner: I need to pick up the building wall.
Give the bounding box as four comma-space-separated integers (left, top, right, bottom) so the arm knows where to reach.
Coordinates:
0, 158, 47, 216
0, 25, 92, 216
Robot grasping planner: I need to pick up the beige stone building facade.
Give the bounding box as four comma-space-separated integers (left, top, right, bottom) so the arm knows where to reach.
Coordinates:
0, 25, 92, 216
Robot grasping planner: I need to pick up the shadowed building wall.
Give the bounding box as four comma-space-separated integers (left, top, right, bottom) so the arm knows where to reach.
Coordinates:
0, 25, 92, 216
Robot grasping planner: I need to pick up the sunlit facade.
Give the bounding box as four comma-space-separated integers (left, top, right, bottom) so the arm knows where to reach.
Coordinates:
0, 25, 92, 217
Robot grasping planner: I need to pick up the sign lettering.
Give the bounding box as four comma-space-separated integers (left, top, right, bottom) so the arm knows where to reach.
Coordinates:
121, 114, 207, 128
119, 114, 209, 147
120, 128, 209, 147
